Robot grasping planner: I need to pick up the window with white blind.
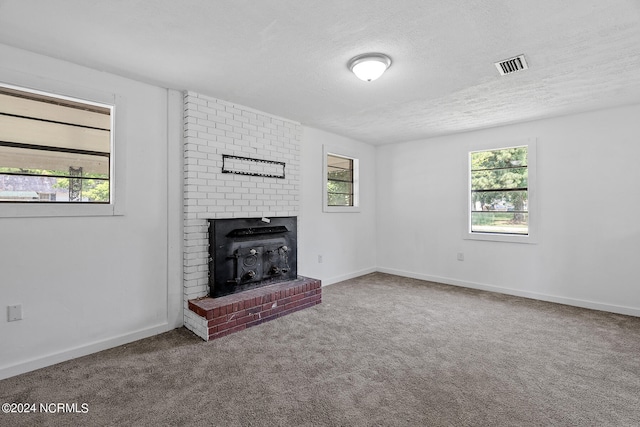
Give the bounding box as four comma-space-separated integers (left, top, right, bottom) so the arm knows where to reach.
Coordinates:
0, 84, 112, 204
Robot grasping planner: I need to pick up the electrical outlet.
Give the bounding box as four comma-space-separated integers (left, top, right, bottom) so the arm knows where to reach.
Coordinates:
457, 252, 464, 261
8, 304, 23, 322
318, 255, 323, 263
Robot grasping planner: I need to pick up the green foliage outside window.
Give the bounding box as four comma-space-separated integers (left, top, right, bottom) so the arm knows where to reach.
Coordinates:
327, 154, 354, 207
0, 167, 109, 202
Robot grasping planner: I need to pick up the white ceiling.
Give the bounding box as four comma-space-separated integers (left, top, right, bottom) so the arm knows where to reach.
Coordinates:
1, 0, 639, 145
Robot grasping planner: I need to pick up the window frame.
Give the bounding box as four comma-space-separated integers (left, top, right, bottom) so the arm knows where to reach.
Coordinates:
464, 138, 537, 244
0, 81, 122, 218
322, 145, 360, 213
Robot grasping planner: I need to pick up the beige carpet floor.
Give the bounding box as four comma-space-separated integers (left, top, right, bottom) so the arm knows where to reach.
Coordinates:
1, 272, 639, 426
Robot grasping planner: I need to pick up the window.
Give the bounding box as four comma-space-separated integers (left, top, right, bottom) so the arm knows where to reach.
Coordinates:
0, 84, 112, 204
327, 154, 354, 206
467, 140, 537, 243
323, 146, 360, 212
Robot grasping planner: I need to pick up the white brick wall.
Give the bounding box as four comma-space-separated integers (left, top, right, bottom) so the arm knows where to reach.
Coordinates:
183, 91, 302, 338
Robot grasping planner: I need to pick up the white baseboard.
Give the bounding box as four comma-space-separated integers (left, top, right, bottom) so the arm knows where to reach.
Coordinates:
376, 267, 640, 318
0, 323, 173, 380
320, 267, 377, 287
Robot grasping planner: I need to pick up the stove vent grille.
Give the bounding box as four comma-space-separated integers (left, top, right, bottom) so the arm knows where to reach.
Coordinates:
495, 54, 528, 75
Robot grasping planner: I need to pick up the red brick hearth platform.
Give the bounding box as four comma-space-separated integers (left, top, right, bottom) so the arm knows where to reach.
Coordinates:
188, 276, 321, 340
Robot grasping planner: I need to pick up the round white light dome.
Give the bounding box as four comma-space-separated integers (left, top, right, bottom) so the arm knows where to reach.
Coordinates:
348, 53, 392, 82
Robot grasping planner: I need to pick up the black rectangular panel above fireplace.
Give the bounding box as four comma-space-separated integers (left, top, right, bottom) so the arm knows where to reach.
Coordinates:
209, 216, 297, 298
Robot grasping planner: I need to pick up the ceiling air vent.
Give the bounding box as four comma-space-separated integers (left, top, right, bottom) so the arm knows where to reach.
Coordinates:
495, 54, 528, 75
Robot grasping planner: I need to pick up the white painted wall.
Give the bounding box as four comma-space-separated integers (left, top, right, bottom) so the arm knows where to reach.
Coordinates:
376, 104, 640, 316
299, 127, 377, 285
0, 44, 183, 379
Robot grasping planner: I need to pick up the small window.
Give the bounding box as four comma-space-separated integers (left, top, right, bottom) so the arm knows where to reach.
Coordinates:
327, 154, 354, 206
323, 147, 360, 213
0, 85, 112, 204
467, 141, 536, 243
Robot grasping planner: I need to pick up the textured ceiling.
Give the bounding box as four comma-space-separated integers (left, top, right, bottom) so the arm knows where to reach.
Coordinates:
1, 0, 639, 145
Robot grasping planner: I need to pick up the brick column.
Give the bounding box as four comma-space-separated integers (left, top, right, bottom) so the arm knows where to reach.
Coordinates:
182, 91, 302, 339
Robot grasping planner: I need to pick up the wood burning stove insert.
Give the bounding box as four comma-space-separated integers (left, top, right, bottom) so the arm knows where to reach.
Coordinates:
209, 216, 297, 298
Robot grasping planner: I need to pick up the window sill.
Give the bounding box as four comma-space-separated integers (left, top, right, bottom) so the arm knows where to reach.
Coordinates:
464, 231, 537, 244
0, 203, 123, 218
323, 206, 361, 213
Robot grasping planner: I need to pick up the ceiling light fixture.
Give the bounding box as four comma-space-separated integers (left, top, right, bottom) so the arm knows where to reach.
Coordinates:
348, 53, 392, 82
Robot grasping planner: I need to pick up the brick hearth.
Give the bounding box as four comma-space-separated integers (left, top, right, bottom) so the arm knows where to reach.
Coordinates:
188, 276, 321, 340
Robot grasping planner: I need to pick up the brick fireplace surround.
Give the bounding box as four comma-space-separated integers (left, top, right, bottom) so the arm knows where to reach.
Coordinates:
183, 91, 320, 340
189, 277, 321, 340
